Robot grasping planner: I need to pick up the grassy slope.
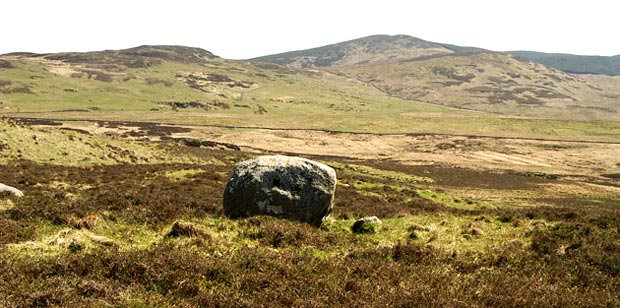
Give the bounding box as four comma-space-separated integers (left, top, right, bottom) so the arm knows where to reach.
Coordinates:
251, 35, 620, 122
336, 51, 620, 121
1, 47, 620, 142
0, 118, 215, 165
0, 50, 460, 125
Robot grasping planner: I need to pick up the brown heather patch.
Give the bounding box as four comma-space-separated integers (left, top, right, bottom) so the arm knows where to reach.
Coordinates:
0, 148, 619, 306
1, 233, 618, 307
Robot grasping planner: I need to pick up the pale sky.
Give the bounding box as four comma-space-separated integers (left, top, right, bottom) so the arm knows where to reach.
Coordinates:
1, 0, 618, 58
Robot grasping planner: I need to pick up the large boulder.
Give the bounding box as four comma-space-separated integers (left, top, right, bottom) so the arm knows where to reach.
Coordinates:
223, 155, 336, 226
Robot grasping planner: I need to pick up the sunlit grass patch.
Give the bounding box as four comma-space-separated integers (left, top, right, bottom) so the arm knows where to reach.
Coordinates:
163, 168, 206, 181
363, 214, 550, 257
332, 162, 434, 184
0, 199, 16, 211
417, 188, 494, 210
0, 119, 217, 165
6, 226, 114, 257
5, 218, 158, 257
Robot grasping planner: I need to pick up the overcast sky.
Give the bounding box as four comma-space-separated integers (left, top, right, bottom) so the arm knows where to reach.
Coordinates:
2, 0, 618, 58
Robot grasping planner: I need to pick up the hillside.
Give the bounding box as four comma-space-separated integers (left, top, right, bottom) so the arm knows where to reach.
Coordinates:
36, 45, 217, 65
509, 51, 620, 76
337, 51, 620, 120
2, 43, 620, 141
251, 34, 481, 68
252, 34, 620, 77
252, 35, 620, 120
0, 45, 469, 132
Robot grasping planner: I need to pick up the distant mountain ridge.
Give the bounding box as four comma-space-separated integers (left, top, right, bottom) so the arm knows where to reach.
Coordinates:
251, 35, 482, 68
508, 51, 620, 76
250, 35, 620, 120
253, 34, 620, 76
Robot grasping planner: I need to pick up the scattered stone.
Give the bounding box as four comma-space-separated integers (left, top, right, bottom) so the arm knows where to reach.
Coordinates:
166, 221, 208, 238
408, 224, 430, 232
469, 227, 484, 236
462, 226, 484, 238
0, 183, 23, 198
223, 155, 337, 226
352, 216, 382, 234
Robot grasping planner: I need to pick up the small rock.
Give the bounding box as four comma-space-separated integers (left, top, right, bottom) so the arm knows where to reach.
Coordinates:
408, 224, 430, 232
352, 216, 382, 234
166, 221, 207, 238
0, 183, 23, 198
470, 227, 483, 235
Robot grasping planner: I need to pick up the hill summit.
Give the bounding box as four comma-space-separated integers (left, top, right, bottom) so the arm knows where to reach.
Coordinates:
3, 45, 218, 69
251, 35, 479, 68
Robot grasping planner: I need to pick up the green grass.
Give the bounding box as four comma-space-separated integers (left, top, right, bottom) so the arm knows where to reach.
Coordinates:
0, 118, 218, 165
3, 51, 620, 142
163, 169, 206, 180
8, 109, 620, 142
417, 189, 493, 211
